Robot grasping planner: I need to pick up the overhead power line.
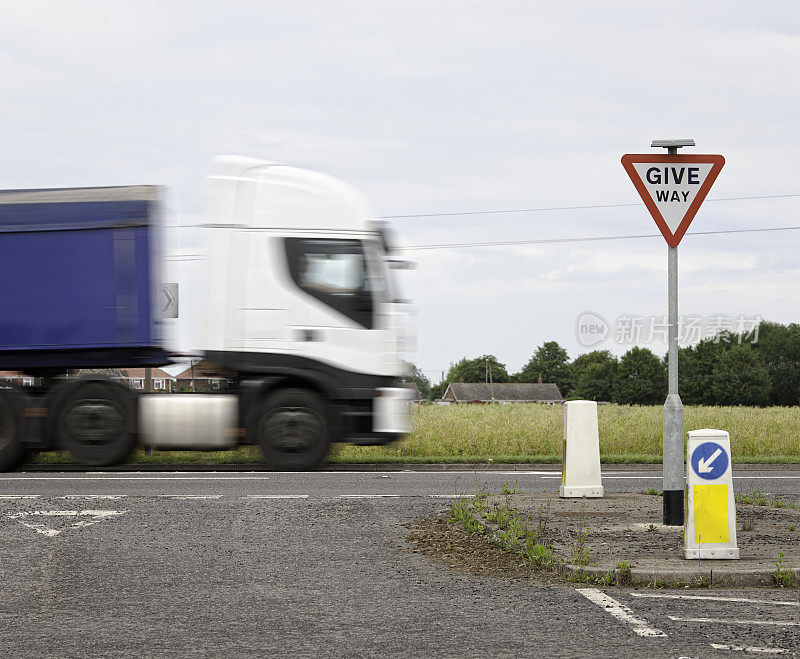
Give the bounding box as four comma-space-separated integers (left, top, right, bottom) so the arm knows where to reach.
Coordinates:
398, 225, 800, 252
380, 193, 800, 220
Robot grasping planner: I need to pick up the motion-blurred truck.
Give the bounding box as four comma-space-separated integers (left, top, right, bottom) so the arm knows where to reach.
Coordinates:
0, 156, 412, 470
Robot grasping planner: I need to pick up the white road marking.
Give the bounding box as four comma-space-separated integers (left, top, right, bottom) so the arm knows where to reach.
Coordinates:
2, 471, 799, 480
576, 588, 666, 638
430, 494, 476, 498
541, 476, 660, 480
632, 593, 800, 607
60, 495, 127, 500
494, 471, 563, 475
0, 494, 39, 499
0, 476, 273, 480
338, 494, 401, 498
5, 510, 126, 536
541, 475, 800, 480
160, 494, 223, 499
245, 495, 309, 499
668, 616, 800, 627
710, 644, 789, 654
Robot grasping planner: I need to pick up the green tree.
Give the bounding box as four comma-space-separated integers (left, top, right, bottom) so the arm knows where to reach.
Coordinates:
518, 341, 574, 396
750, 321, 800, 406
445, 355, 511, 384
710, 344, 771, 406
401, 361, 431, 399
429, 381, 447, 400
572, 350, 618, 401
677, 338, 731, 405
612, 347, 666, 405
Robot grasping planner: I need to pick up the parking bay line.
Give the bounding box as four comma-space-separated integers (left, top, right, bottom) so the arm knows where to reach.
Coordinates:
668, 616, 799, 627
631, 593, 800, 607
576, 588, 666, 638
710, 644, 790, 654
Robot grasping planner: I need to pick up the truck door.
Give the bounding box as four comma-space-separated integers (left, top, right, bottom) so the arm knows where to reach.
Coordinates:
284, 237, 383, 374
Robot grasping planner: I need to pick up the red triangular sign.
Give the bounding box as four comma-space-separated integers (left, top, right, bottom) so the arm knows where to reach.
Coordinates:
621, 154, 725, 247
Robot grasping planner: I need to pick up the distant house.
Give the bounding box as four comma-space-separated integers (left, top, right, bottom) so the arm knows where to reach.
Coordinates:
114, 367, 177, 392
441, 382, 563, 404
173, 360, 235, 391
0, 371, 36, 387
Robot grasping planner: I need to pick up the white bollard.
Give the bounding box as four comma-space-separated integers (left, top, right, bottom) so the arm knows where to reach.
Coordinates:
560, 400, 604, 498
684, 429, 739, 559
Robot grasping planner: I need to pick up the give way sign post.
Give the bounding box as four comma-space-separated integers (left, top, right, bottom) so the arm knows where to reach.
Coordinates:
621, 139, 725, 527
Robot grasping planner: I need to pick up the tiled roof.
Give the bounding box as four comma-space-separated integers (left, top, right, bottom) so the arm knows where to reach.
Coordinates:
444, 382, 563, 402
117, 367, 175, 380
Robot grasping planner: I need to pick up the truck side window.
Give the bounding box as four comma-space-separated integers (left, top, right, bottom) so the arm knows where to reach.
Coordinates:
285, 238, 374, 329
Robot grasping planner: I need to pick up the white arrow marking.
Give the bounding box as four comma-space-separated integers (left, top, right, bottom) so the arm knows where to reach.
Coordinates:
6, 510, 126, 537
698, 448, 723, 473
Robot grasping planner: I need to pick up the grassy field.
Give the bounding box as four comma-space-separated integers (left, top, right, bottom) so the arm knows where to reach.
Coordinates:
29, 403, 800, 465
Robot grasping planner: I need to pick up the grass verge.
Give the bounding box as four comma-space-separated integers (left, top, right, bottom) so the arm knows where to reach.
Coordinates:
26, 403, 800, 465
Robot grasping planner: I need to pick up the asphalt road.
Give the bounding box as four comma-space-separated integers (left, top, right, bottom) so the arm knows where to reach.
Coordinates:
1, 469, 798, 657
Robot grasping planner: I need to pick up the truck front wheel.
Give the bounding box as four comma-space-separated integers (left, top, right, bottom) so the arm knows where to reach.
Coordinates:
254, 388, 332, 470
0, 390, 27, 472
55, 381, 137, 467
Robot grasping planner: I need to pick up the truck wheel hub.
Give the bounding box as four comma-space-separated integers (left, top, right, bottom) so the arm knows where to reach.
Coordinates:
64, 400, 123, 445
263, 407, 321, 452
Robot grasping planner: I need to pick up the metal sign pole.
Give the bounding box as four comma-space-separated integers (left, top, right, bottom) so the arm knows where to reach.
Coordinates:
663, 242, 684, 525
662, 143, 684, 526
622, 139, 724, 527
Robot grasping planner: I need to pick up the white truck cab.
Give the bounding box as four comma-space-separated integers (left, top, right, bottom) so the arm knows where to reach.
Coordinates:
201, 156, 407, 379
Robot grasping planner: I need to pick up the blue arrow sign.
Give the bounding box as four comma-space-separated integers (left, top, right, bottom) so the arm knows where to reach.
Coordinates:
690, 441, 729, 480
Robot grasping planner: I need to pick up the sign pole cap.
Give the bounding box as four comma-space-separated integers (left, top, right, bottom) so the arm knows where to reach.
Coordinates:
651, 139, 695, 150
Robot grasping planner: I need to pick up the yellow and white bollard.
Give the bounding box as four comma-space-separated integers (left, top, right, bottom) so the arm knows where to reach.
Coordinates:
560, 400, 603, 498
684, 429, 739, 559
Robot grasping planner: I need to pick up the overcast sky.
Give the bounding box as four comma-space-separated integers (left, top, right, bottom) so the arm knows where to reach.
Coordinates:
2, 1, 799, 382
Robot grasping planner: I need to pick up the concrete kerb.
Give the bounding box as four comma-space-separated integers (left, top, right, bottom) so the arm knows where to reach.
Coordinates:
561, 563, 796, 588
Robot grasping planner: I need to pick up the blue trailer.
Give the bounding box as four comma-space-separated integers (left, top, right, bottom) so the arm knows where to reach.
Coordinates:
0, 186, 169, 369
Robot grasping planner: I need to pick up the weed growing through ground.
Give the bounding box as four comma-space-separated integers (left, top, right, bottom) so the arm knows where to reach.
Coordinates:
772, 552, 797, 588
615, 560, 633, 586
642, 488, 662, 496
569, 505, 592, 566
449, 498, 484, 534
599, 572, 615, 586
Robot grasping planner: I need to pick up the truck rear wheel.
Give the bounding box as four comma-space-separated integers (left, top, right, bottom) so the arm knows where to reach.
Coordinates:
254, 388, 331, 470
54, 381, 137, 467
0, 390, 27, 472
